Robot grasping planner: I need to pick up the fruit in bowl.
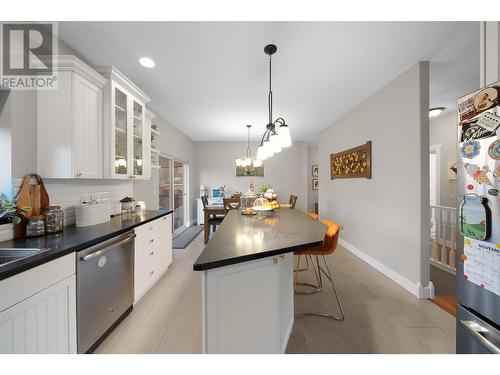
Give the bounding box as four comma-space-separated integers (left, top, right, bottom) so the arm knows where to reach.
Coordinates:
268, 200, 280, 209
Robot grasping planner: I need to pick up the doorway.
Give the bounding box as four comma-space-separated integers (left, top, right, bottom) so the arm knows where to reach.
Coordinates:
158, 155, 189, 236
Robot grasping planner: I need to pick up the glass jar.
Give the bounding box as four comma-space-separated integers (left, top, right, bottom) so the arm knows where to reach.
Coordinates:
26, 215, 45, 237
240, 191, 257, 210
42, 206, 64, 234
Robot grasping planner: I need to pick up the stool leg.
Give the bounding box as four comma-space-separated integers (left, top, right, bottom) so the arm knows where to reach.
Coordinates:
295, 255, 322, 295
293, 254, 310, 273
295, 255, 345, 321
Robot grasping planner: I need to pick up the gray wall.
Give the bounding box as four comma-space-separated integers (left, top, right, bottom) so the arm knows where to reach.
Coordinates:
318, 62, 430, 288
194, 142, 309, 212
429, 112, 458, 208
307, 146, 318, 212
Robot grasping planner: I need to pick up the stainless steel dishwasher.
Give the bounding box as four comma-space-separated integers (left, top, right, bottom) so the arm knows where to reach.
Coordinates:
77, 231, 135, 353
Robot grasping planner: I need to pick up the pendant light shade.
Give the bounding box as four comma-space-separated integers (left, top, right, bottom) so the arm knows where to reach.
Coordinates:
236, 158, 242, 167
270, 132, 282, 153
253, 159, 262, 168
257, 145, 267, 160
278, 124, 292, 148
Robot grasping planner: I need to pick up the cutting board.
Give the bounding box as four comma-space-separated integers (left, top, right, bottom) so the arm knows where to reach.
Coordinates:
14, 174, 50, 238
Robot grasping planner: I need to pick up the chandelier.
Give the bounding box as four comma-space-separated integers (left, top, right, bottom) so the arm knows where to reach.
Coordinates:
236, 124, 262, 169
256, 44, 292, 161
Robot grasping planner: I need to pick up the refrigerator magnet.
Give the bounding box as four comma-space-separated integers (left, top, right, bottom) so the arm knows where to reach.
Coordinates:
460, 140, 481, 159
459, 195, 492, 241
488, 139, 500, 160
461, 118, 496, 141
464, 163, 494, 186
476, 111, 500, 133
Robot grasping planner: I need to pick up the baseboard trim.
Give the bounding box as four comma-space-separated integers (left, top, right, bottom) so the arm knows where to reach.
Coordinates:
339, 238, 430, 299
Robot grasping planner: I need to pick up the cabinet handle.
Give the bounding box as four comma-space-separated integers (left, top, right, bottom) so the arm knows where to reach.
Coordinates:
279, 254, 285, 259
273, 258, 278, 265
149, 226, 154, 231
149, 251, 154, 256
150, 270, 154, 276
149, 239, 154, 243
76, 172, 83, 177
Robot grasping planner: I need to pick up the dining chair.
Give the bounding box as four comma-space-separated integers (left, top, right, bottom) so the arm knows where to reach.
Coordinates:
289, 195, 298, 209
201, 195, 223, 233
223, 198, 241, 213
293, 219, 345, 321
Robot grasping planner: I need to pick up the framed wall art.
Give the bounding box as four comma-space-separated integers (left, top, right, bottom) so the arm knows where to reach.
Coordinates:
312, 179, 318, 190
312, 165, 319, 177
330, 141, 372, 180
236, 165, 265, 177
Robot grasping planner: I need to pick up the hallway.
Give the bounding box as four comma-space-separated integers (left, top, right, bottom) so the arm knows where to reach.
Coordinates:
95, 232, 456, 354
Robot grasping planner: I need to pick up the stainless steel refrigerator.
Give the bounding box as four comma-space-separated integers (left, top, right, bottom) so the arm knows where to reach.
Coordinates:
456, 82, 500, 354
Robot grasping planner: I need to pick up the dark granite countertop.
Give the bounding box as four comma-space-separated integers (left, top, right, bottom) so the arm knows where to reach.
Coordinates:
0, 209, 173, 281
193, 209, 327, 271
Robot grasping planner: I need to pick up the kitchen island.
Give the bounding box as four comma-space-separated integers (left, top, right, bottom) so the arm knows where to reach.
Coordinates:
193, 209, 327, 354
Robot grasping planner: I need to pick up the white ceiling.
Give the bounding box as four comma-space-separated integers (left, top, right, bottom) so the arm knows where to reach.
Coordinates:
58, 21, 479, 142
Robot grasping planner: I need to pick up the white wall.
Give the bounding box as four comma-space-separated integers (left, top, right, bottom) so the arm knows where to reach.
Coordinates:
307, 146, 318, 212
194, 142, 309, 212
318, 62, 430, 297
429, 112, 458, 208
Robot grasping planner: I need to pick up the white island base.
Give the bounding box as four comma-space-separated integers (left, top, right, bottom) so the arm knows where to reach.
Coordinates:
201, 253, 294, 354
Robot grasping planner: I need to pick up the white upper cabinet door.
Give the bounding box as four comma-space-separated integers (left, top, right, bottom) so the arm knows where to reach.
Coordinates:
37, 56, 106, 179
72, 73, 103, 179
98, 66, 151, 180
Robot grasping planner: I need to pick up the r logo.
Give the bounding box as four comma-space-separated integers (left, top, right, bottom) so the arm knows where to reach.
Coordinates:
2, 23, 53, 76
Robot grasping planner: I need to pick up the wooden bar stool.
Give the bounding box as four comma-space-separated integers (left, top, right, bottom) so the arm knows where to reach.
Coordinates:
294, 219, 345, 321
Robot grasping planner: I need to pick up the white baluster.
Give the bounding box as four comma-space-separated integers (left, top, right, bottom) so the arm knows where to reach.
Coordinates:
435, 207, 441, 262
441, 210, 449, 265
449, 211, 456, 270
430, 207, 435, 260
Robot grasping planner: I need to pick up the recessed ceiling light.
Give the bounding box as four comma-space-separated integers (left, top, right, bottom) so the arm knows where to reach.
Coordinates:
139, 57, 155, 68
429, 107, 445, 118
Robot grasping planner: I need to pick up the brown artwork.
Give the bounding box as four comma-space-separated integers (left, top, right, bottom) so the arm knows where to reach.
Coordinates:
330, 141, 372, 180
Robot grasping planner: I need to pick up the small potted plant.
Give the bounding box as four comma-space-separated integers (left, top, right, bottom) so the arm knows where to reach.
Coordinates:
0, 193, 31, 224
120, 196, 135, 211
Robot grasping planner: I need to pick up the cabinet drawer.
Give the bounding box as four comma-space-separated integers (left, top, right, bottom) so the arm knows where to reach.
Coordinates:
134, 220, 158, 239
0, 253, 76, 312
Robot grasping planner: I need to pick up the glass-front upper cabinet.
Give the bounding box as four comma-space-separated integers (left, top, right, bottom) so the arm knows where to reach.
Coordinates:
99, 66, 151, 180
114, 87, 128, 176
132, 100, 144, 177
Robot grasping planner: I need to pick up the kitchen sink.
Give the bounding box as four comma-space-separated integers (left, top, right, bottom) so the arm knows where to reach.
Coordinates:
0, 248, 47, 266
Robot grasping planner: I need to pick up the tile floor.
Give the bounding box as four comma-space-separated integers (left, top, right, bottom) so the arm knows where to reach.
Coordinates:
95, 232, 456, 354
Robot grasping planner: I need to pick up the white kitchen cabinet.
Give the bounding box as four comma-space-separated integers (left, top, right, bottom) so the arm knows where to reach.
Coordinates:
37, 55, 107, 179
134, 214, 172, 303
0, 253, 77, 354
202, 253, 294, 353
98, 66, 151, 180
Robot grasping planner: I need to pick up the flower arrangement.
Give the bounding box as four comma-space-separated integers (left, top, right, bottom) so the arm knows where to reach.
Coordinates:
0, 193, 31, 224
260, 184, 272, 193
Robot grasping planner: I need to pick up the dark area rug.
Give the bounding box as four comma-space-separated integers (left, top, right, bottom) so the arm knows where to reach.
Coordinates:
172, 225, 204, 249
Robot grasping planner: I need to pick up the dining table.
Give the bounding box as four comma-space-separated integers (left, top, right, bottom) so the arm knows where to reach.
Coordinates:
203, 204, 227, 244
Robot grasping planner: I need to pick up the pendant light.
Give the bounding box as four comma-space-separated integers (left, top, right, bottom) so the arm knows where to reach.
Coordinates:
256, 44, 292, 163
236, 125, 261, 170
